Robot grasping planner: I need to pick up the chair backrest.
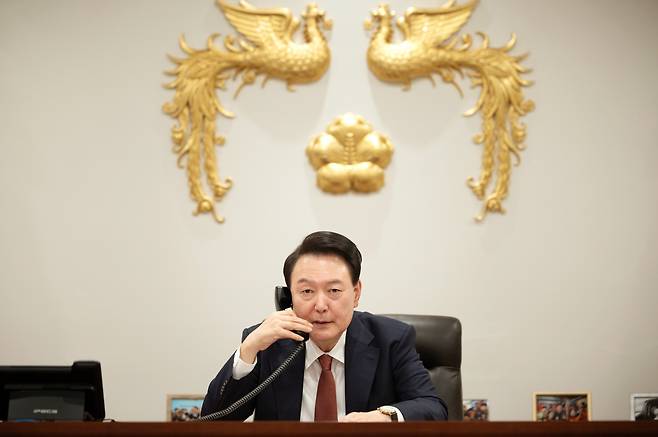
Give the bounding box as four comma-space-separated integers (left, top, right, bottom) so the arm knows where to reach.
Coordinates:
383, 314, 463, 421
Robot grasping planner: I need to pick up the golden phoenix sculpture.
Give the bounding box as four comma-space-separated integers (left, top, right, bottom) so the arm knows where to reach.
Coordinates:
365, 0, 534, 222
307, 113, 394, 193
163, 0, 332, 223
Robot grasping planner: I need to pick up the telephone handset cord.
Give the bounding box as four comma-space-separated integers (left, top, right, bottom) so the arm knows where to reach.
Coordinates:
197, 341, 306, 421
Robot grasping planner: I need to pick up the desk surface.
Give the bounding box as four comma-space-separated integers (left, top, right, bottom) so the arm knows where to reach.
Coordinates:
1, 421, 657, 437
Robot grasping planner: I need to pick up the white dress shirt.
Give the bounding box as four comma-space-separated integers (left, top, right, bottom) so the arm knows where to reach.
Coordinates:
232, 331, 403, 421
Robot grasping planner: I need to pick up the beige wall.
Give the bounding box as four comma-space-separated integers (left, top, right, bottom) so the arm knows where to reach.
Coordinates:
1, 0, 657, 421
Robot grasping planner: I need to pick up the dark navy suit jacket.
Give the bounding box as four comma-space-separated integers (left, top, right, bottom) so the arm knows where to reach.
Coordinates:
201, 311, 448, 420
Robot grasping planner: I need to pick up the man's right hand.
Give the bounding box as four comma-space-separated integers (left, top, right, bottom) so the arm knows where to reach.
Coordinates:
239, 309, 313, 364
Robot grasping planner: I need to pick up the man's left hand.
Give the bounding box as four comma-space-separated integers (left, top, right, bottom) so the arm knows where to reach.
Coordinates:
339, 410, 391, 422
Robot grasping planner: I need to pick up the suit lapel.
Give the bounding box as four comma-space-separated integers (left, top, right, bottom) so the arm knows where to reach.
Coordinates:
345, 312, 379, 413
269, 340, 305, 420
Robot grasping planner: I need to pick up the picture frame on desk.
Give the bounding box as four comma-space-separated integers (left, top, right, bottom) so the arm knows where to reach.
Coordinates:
532, 392, 591, 422
166, 394, 204, 422
631, 393, 658, 421
463, 399, 489, 421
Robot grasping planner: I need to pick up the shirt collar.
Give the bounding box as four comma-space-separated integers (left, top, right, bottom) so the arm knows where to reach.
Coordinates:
305, 330, 346, 370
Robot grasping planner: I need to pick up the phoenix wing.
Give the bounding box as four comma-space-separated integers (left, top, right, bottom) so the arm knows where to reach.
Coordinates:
216, 0, 295, 46
400, 0, 478, 45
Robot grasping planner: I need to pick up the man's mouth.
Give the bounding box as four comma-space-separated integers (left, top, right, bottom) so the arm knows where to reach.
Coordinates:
313, 321, 332, 326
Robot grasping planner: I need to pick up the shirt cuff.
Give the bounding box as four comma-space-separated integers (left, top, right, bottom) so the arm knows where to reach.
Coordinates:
232, 347, 257, 380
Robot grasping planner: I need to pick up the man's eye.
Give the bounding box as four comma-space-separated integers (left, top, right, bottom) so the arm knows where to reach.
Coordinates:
330, 288, 341, 293
301, 289, 313, 294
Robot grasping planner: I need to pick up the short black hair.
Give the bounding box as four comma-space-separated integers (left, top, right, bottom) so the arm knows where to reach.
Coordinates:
283, 231, 362, 287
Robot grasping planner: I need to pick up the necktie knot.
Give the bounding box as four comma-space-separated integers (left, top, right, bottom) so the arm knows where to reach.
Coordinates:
318, 354, 332, 371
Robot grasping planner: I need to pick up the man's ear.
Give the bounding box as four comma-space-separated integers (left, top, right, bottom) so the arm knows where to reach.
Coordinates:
353, 280, 362, 308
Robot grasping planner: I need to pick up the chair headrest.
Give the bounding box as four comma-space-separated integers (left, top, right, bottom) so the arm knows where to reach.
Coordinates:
383, 314, 462, 368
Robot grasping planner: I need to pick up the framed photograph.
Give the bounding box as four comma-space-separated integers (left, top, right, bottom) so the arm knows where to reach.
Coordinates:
631, 393, 658, 421
533, 392, 591, 422
463, 399, 489, 421
166, 394, 204, 422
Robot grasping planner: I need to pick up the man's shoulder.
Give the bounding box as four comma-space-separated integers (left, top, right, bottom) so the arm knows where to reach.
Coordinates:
354, 310, 410, 328
352, 311, 413, 341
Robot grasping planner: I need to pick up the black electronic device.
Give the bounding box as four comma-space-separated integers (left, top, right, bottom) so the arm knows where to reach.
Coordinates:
197, 286, 308, 421
0, 361, 105, 421
275, 285, 310, 342
274, 285, 292, 312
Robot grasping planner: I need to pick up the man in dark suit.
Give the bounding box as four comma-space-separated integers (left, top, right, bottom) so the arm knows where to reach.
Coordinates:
202, 231, 447, 421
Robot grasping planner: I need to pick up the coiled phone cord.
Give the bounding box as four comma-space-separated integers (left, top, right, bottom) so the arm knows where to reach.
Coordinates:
197, 341, 306, 421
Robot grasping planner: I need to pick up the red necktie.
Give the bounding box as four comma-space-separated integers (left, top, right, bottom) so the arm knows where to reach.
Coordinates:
314, 354, 337, 421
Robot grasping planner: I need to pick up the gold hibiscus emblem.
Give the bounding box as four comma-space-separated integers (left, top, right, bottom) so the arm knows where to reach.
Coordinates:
306, 113, 394, 193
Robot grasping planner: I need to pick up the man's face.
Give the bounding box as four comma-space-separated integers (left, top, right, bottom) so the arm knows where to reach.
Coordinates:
290, 253, 361, 352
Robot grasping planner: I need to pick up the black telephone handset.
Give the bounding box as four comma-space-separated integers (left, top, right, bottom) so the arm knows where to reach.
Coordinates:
274, 285, 292, 311
197, 286, 309, 421
275, 286, 310, 342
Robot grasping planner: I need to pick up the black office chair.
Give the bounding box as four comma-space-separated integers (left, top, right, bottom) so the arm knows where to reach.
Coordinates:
384, 314, 463, 421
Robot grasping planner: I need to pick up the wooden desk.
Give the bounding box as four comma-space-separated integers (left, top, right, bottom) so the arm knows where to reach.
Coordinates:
1, 421, 657, 437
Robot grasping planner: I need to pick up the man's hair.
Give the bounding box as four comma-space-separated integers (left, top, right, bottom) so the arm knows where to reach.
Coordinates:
283, 231, 362, 287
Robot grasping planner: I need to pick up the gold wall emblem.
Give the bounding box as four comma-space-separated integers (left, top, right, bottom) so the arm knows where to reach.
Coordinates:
163, 1, 332, 223
306, 113, 394, 193
365, 0, 534, 221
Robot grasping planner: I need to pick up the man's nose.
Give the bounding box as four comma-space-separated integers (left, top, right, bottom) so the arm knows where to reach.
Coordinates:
314, 292, 328, 312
